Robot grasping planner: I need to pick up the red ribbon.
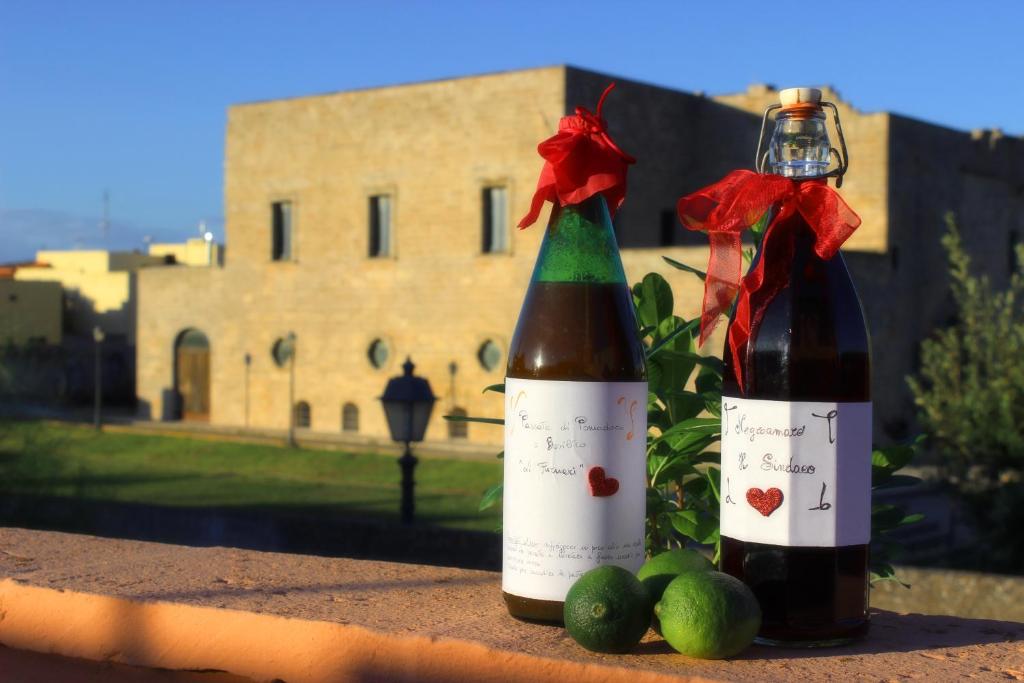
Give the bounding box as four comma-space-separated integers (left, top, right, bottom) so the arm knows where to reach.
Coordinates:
677, 169, 861, 392
518, 83, 636, 229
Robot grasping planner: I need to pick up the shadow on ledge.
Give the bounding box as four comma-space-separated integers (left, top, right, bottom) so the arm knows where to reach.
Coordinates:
0, 493, 501, 571
331, 607, 1024, 683
0, 644, 254, 683
630, 609, 1023, 659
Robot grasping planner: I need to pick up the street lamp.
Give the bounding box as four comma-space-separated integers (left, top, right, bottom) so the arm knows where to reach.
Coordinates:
92, 326, 105, 430
380, 357, 436, 525
271, 333, 297, 447
243, 352, 252, 428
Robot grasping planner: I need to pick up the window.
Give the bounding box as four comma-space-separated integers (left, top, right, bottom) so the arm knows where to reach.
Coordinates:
271, 336, 295, 368
448, 407, 468, 439
478, 339, 502, 371
271, 201, 293, 261
481, 186, 508, 253
1009, 230, 1020, 275
294, 401, 311, 428
367, 339, 389, 369
342, 403, 359, 432
369, 195, 392, 257
659, 209, 678, 247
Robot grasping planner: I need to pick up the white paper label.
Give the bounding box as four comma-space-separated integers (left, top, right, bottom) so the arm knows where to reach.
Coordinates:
502, 378, 647, 602
719, 397, 871, 547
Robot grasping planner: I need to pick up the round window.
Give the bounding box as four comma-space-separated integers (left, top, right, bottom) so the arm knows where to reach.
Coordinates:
272, 336, 295, 368
368, 338, 390, 369
478, 339, 502, 371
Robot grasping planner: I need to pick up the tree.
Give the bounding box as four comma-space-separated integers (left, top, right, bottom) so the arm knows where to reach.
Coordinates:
908, 214, 1024, 485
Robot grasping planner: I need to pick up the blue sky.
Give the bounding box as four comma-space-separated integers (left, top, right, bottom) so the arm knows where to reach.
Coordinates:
1, 1, 1022, 262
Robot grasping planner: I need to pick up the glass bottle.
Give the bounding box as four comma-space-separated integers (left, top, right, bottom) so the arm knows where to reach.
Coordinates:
503, 194, 647, 623
718, 88, 872, 646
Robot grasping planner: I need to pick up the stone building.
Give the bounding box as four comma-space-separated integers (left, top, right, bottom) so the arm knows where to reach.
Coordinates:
135, 66, 1023, 448
149, 237, 224, 268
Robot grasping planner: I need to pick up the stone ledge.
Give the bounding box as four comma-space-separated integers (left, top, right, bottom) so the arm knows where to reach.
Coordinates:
1, 528, 1023, 682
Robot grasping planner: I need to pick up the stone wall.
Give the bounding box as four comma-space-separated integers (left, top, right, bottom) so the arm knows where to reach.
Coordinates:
565, 67, 761, 248
3, 529, 1023, 682
872, 565, 1024, 623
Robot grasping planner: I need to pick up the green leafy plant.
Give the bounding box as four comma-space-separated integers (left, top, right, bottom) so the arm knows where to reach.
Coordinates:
907, 214, 1024, 575
908, 213, 1024, 486
448, 226, 924, 586
869, 435, 927, 585
632, 269, 723, 561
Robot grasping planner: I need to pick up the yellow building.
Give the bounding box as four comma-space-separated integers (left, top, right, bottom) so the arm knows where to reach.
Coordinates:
13, 249, 166, 345
11, 243, 224, 346
135, 66, 1024, 448
0, 279, 62, 347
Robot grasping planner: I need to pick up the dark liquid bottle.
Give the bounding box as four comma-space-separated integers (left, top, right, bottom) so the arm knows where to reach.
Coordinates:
504, 195, 647, 623
718, 88, 871, 646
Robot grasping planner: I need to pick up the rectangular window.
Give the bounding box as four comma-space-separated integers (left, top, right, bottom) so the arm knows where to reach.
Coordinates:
481, 186, 508, 253
271, 201, 292, 261
369, 195, 392, 257
659, 209, 677, 247
1009, 230, 1020, 275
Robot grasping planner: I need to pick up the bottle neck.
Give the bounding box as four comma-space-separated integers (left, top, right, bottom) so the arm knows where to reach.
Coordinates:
768, 109, 831, 179
760, 110, 833, 263
530, 194, 627, 284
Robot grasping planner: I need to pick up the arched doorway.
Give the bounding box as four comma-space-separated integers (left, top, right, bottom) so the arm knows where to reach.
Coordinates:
175, 329, 210, 422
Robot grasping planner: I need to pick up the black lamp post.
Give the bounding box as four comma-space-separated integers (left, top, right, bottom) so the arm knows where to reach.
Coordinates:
286, 332, 297, 447
243, 352, 252, 428
380, 358, 436, 525
271, 333, 297, 446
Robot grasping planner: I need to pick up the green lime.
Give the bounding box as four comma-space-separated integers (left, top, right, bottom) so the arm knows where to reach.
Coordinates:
654, 571, 761, 659
563, 565, 651, 653
636, 548, 714, 605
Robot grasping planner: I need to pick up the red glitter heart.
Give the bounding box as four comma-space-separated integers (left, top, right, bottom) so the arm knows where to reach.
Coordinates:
746, 487, 784, 517
587, 467, 619, 497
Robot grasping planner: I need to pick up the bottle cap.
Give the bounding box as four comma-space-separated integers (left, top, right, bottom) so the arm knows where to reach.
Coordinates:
779, 87, 821, 107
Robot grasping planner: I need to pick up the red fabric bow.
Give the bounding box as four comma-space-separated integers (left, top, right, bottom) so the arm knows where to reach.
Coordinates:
677, 169, 861, 392
518, 83, 636, 228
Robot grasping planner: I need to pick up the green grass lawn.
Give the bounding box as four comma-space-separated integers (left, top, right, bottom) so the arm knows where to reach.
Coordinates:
0, 420, 502, 532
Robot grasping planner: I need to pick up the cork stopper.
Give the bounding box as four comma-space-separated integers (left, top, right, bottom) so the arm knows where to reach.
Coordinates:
779, 87, 822, 107
777, 87, 824, 119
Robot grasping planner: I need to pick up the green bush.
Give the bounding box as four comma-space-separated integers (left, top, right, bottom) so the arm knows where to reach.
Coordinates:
908, 214, 1024, 486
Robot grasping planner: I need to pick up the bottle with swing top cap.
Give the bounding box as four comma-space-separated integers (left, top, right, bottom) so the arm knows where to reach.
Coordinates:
715, 87, 872, 646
